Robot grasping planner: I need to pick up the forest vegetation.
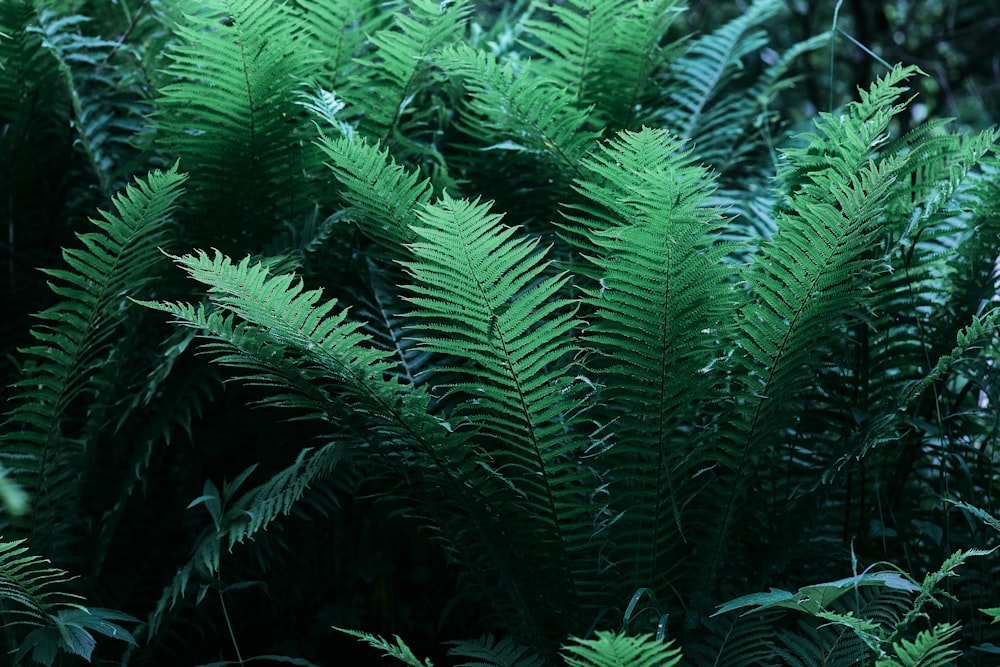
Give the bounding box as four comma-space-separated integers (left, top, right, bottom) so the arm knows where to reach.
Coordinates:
1, 0, 999, 665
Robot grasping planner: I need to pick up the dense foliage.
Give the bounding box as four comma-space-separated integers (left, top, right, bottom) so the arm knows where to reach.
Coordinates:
1, 0, 998, 665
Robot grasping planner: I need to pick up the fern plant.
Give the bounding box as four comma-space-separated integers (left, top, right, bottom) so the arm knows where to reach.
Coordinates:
0, 164, 185, 663
139, 62, 1000, 663
2, 1, 999, 665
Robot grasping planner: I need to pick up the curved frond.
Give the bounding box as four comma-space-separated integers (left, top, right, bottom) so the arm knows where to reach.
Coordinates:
0, 538, 80, 627
139, 250, 555, 649
706, 66, 922, 585
435, 44, 600, 180
316, 131, 433, 254
335, 627, 433, 667
0, 164, 187, 553
0, 538, 137, 666
877, 623, 961, 667
663, 0, 783, 150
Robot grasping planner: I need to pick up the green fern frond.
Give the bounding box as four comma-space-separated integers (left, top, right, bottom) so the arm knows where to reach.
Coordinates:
708, 31, 830, 247
141, 442, 344, 640
335, 627, 434, 667
0, 538, 137, 666
32, 8, 146, 195
0, 164, 187, 553
706, 65, 921, 585
876, 623, 961, 667
401, 192, 599, 627
520, 0, 684, 128
663, 0, 783, 149
294, 0, 387, 90
349, 0, 472, 143
316, 132, 433, 253
0, 538, 81, 626
896, 548, 995, 638
568, 128, 735, 595
139, 251, 548, 646
140, 251, 413, 426
520, 0, 635, 108
561, 631, 682, 667
154, 0, 319, 251
436, 44, 600, 179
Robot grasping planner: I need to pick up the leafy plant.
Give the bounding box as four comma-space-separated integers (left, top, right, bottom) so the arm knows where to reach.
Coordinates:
1, 0, 998, 665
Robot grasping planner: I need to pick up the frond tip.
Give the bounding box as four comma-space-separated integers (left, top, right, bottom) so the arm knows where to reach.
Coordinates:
561, 631, 683, 667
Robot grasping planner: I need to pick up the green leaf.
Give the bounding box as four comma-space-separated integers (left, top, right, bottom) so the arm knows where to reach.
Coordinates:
561, 631, 682, 667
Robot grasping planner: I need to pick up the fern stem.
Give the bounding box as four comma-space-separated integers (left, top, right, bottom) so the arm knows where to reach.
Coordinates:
829, 0, 843, 112
218, 585, 245, 665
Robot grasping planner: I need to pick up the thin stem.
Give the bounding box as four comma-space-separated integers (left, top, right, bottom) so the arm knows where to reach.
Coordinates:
829, 0, 844, 112
218, 584, 245, 665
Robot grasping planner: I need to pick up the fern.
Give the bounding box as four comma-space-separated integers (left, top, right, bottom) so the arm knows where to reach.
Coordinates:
0, 538, 137, 666
567, 128, 735, 599
436, 44, 600, 180
139, 250, 554, 650
346, 0, 471, 145
561, 631, 682, 667
315, 131, 434, 254
705, 65, 921, 586
139, 441, 345, 640
400, 193, 600, 633
6, 1, 1000, 664
31, 8, 148, 196
663, 0, 783, 154
876, 623, 961, 667
0, 164, 187, 555
293, 0, 387, 91
154, 0, 320, 252
335, 627, 434, 667
520, 0, 685, 128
